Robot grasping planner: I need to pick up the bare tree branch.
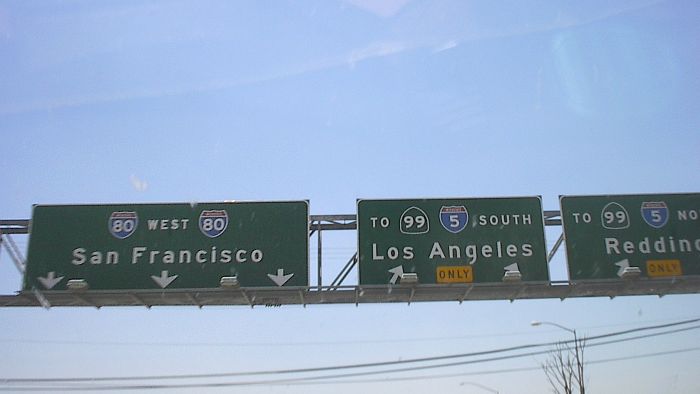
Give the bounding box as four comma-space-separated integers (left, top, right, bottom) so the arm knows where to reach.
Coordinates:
541, 339, 586, 394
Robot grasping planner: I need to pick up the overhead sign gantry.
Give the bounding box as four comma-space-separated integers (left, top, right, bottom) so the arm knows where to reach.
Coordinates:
2, 193, 698, 308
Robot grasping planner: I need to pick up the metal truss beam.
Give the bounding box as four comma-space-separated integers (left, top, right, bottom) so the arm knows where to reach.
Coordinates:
0, 220, 30, 235
1, 277, 698, 307
0, 212, 561, 235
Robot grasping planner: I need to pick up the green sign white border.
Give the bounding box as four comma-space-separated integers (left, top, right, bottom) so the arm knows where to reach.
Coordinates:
356, 195, 550, 285
24, 199, 311, 291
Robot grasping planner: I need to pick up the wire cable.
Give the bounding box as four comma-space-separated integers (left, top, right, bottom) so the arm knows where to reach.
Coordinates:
4, 318, 698, 383
1, 332, 698, 391
2, 318, 698, 387
3, 315, 696, 348
265, 345, 700, 386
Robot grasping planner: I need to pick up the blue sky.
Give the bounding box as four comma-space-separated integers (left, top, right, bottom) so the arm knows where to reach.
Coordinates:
1, 0, 699, 393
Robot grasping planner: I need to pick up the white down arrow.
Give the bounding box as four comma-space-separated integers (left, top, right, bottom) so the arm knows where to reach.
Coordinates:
267, 269, 294, 286
151, 270, 178, 288
37, 272, 64, 290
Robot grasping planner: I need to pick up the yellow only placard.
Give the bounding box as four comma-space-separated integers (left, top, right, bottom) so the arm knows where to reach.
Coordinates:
436, 266, 474, 283
646, 260, 683, 277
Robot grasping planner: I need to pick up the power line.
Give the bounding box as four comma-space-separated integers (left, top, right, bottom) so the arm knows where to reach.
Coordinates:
3, 315, 696, 348
228, 324, 700, 390
1, 335, 698, 391
263, 345, 700, 386
2, 318, 698, 387
5, 319, 698, 384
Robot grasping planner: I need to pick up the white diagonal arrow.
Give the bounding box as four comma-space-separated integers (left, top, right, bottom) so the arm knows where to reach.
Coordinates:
615, 259, 632, 277
151, 270, 178, 288
504, 263, 520, 272
388, 265, 404, 284
267, 269, 294, 287
37, 272, 64, 290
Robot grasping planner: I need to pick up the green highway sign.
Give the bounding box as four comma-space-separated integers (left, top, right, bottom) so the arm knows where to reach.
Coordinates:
357, 197, 549, 285
560, 194, 700, 281
24, 201, 309, 291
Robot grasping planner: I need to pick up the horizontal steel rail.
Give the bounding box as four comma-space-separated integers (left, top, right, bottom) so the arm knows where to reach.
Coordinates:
0, 277, 698, 308
0, 219, 30, 235
0, 211, 563, 236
